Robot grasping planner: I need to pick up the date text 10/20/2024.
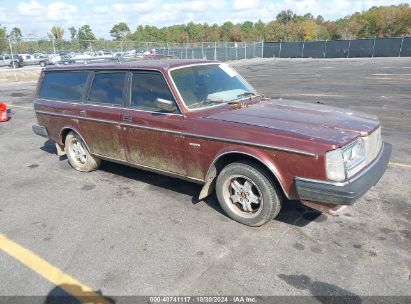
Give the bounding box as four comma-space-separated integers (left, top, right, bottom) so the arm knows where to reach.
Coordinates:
149, 296, 258, 303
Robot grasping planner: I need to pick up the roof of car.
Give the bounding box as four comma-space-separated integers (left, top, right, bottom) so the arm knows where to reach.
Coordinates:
44, 59, 217, 72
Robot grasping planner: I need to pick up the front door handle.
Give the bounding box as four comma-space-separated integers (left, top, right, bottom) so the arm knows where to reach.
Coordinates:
79, 110, 86, 117
122, 115, 132, 122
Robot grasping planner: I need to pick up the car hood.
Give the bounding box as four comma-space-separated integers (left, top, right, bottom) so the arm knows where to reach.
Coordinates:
205, 99, 380, 146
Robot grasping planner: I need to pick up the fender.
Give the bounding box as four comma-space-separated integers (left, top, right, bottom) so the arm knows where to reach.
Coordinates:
199, 145, 289, 200
59, 126, 92, 155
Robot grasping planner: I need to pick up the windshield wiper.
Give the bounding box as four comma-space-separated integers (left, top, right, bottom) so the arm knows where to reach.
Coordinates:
227, 91, 257, 104
237, 91, 257, 98
189, 98, 224, 109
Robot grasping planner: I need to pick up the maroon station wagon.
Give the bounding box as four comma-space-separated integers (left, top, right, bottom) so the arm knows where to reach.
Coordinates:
32, 60, 392, 226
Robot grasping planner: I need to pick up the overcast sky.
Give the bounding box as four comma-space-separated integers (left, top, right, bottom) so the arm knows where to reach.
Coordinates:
1, 0, 410, 39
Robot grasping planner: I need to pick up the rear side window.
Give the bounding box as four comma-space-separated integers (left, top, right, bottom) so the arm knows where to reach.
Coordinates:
131, 71, 176, 112
88, 72, 126, 106
39, 71, 89, 101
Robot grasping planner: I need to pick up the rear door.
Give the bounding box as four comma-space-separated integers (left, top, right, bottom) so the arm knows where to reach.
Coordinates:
78, 70, 127, 160
121, 70, 187, 176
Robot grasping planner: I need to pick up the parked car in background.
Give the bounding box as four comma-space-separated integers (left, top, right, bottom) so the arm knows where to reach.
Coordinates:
32, 60, 391, 226
50, 55, 77, 65
0, 54, 22, 68
19, 53, 50, 67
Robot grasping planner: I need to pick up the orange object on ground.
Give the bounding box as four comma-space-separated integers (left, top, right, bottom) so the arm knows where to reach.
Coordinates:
0, 103, 8, 122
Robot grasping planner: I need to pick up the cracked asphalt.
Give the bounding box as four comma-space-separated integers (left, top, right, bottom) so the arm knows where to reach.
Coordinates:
0, 58, 410, 301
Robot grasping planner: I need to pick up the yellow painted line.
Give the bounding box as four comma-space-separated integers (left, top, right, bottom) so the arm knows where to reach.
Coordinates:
389, 162, 411, 168
0, 233, 110, 304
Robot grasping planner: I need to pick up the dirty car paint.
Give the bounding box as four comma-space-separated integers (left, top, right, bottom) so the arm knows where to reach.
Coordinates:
207, 99, 380, 147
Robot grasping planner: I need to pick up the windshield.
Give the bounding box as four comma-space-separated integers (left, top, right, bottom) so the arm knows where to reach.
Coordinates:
170, 64, 256, 110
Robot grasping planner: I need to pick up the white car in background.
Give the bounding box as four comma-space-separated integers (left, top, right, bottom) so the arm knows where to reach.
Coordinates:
19, 53, 50, 67
0, 54, 22, 68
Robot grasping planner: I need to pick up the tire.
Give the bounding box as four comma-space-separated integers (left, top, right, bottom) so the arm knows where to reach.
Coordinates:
9, 61, 19, 68
216, 161, 282, 226
39, 61, 46, 67
65, 131, 101, 172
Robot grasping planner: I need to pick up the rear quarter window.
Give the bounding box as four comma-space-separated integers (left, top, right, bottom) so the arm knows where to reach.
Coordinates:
39, 71, 89, 101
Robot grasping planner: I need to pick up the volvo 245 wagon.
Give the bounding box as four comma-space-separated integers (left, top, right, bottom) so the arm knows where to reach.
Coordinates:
33, 60, 391, 226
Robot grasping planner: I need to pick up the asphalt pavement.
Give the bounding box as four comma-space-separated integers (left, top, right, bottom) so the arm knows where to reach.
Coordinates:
0, 58, 410, 302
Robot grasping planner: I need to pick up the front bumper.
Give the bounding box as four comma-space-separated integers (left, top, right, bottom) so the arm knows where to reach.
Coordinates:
32, 124, 48, 138
295, 142, 392, 205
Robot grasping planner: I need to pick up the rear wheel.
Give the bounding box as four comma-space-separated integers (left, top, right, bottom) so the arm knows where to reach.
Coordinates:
65, 131, 100, 172
216, 162, 282, 226
9, 61, 19, 68
39, 61, 47, 67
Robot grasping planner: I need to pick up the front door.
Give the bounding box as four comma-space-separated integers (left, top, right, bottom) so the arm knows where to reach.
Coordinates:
121, 70, 187, 176
79, 71, 127, 160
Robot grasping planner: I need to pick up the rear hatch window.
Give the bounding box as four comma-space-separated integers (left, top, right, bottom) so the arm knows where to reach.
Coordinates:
39, 71, 89, 101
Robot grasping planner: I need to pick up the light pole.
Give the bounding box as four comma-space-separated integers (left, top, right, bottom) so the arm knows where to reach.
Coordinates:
8, 38, 16, 69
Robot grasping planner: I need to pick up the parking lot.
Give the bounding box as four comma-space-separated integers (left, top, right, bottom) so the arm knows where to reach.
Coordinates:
0, 58, 410, 302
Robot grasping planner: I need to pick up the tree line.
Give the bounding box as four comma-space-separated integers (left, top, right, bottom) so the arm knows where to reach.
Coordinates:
83, 4, 411, 42
1, 4, 410, 52
127, 4, 411, 42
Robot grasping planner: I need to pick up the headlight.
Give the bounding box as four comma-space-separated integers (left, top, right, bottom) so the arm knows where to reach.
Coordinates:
325, 128, 382, 182
342, 139, 365, 173
326, 138, 366, 182
325, 148, 346, 182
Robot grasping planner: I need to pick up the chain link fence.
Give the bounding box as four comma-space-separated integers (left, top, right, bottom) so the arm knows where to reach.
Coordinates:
154, 42, 264, 61
0, 38, 264, 68
263, 36, 411, 58
2, 37, 410, 69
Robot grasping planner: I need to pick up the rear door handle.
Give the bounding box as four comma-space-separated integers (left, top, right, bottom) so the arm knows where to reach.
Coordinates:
122, 115, 132, 122
79, 110, 86, 117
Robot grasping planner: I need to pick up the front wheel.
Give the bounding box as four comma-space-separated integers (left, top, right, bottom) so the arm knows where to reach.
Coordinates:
39, 61, 47, 67
216, 162, 282, 226
65, 132, 101, 172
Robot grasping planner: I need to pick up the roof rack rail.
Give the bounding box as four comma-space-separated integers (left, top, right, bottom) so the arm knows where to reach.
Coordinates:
56, 54, 176, 66
79, 57, 121, 64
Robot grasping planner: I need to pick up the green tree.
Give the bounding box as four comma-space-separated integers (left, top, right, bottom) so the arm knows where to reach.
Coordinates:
110, 22, 130, 40
77, 25, 96, 49
240, 21, 254, 40
254, 20, 266, 40
77, 25, 96, 41
0, 25, 8, 52
220, 21, 234, 41
186, 22, 206, 42
48, 26, 65, 40
276, 10, 296, 24
68, 26, 77, 40
335, 16, 362, 39
316, 15, 325, 25
9, 27, 22, 41
124, 4, 410, 44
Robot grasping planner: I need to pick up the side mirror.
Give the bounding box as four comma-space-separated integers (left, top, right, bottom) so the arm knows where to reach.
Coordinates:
155, 98, 177, 113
